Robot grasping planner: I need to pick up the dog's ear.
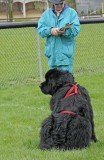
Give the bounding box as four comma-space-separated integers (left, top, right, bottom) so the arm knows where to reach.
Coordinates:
66, 71, 75, 83
45, 68, 75, 86
45, 68, 58, 79
60, 70, 75, 84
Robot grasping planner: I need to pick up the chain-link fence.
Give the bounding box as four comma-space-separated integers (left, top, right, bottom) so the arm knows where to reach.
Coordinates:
0, 19, 104, 87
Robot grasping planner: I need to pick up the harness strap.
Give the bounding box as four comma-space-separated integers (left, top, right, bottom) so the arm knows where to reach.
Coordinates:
64, 84, 78, 98
59, 84, 80, 116
60, 110, 76, 115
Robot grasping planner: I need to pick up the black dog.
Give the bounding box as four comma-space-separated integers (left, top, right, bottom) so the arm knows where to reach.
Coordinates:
39, 68, 97, 150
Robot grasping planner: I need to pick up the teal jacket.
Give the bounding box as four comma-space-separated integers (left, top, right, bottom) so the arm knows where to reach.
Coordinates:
37, 5, 80, 70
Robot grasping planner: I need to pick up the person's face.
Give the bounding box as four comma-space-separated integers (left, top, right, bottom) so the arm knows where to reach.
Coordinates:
54, 3, 64, 12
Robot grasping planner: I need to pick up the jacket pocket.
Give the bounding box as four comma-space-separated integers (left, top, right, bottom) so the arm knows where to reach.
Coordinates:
45, 37, 53, 58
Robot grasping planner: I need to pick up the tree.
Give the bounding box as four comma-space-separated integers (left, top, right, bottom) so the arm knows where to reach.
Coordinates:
65, 0, 76, 10
81, 10, 84, 16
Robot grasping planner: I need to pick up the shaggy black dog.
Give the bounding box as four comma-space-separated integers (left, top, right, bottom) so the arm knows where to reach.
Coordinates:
39, 68, 97, 150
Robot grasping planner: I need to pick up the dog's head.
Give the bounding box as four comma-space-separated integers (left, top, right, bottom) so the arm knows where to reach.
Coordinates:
39, 68, 74, 95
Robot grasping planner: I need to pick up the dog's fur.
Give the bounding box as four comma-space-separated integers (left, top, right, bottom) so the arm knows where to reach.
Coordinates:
39, 68, 97, 150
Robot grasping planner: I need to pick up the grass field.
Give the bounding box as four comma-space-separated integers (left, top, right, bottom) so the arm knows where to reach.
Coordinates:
0, 23, 104, 86
0, 23, 104, 160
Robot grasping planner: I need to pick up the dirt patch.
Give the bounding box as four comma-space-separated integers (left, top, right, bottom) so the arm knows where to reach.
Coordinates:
0, 9, 42, 19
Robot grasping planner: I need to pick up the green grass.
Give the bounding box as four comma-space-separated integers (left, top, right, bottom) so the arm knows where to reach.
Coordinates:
0, 23, 104, 159
0, 27, 48, 87
0, 74, 104, 160
74, 23, 104, 75
0, 23, 104, 86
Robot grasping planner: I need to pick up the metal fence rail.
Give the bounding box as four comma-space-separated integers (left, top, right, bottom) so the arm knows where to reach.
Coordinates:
0, 18, 104, 29
0, 18, 104, 87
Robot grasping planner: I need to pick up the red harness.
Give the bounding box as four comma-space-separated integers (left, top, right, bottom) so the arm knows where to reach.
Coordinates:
60, 110, 76, 115
64, 84, 78, 98
60, 84, 79, 115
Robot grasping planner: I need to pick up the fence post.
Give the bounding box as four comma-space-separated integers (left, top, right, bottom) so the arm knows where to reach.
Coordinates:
36, 31, 43, 82
8, 0, 13, 22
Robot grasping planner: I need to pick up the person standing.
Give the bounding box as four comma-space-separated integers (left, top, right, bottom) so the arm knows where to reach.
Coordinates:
37, 0, 80, 73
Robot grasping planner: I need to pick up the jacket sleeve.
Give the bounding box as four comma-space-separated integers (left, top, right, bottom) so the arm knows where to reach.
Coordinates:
37, 12, 52, 38
61, 11, 80, 38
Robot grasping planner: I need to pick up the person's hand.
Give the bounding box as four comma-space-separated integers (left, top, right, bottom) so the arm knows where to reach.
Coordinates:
57, 28, 66, 34
51, 28, 66, 36
51, 28, 60, 36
